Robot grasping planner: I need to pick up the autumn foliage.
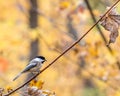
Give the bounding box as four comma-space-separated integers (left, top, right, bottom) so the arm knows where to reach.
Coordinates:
0, 0, 120, 96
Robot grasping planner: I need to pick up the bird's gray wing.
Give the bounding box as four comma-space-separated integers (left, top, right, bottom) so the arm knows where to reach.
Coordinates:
22, 63, 37, 73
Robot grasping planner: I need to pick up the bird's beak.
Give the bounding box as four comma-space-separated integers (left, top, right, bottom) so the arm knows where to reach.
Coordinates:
45, 59, 47, 61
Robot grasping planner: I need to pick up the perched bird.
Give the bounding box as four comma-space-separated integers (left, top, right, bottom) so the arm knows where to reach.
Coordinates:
13, 56, 46, 81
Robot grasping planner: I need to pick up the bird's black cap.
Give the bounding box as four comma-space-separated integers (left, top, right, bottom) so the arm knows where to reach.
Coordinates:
36, 56, 46, 61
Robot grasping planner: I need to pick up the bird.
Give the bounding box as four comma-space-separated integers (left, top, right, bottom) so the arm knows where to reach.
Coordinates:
13, 56, 46, 81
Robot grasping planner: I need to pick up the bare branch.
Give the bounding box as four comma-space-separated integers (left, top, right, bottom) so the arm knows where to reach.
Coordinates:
84, 0, 112, 53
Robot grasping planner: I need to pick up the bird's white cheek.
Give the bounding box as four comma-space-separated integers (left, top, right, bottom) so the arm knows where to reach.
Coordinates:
34, 58, 44, 62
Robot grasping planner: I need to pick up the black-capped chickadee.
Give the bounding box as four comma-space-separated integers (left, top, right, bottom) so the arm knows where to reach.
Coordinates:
13, 56, 46, 81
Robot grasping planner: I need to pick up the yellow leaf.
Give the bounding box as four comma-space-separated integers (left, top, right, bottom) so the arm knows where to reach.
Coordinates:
6, 86, 13, 93
60, 1, 70, 9
30, 80, 44, 89
36, 80, 44, 89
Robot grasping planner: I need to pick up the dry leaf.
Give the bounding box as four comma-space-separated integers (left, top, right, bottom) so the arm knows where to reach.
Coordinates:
99, 7, 120, 45
0, 88, 4, 96
23, 86, 56, 96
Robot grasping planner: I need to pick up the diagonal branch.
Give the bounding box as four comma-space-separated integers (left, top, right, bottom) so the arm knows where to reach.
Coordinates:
3, 0, 120, 95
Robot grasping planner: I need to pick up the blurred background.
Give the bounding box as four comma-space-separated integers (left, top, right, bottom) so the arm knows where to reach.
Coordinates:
0, 0, 120, 96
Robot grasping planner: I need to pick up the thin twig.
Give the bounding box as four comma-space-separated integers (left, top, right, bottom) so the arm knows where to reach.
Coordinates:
84, 0, 120, 70
3, 0, 120, 96
84, 0, 112, 53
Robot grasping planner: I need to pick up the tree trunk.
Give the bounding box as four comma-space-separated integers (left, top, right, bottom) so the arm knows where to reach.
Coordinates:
26, 0, 39, 82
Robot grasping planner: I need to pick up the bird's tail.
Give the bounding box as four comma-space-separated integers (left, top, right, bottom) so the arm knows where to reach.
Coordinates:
13, 73, 21, 81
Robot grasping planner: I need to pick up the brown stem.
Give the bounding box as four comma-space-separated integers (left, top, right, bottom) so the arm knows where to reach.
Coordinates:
84, 0, 112, 53
3, 0, 120, 95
